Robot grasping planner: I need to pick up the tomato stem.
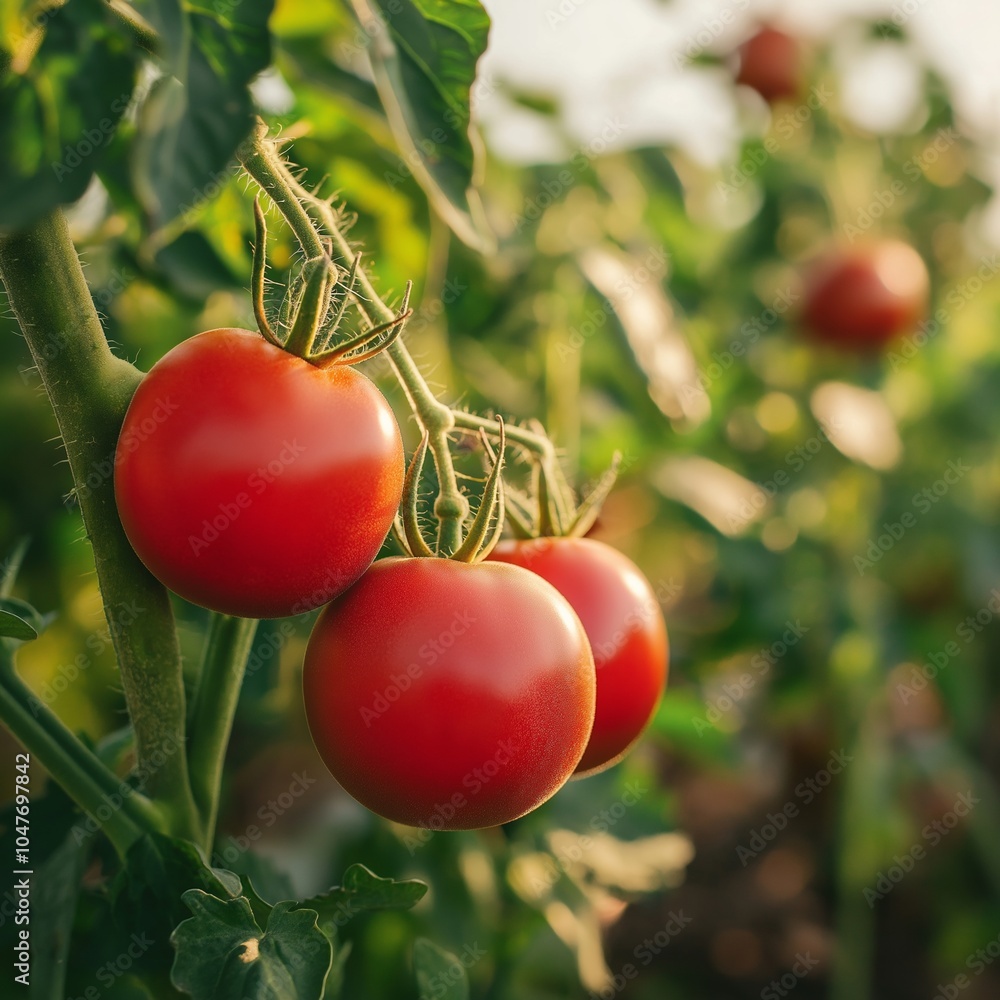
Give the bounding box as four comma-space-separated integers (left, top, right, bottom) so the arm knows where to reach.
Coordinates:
0, 656, 153, 856
0, 210, 201, 845
187, 614, 259, 851
239, 124, 476, 553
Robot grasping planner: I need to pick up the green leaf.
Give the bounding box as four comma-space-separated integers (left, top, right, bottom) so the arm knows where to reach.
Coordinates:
131, 0, 274, 235
413, 938, 469, 1000
0, 0, 137, 230
0, 606, 36, 641
360, 0, 494, 251
112, 833, 241, 971
170, 892, 332, 999
298, 863, 427, 924
154, 229, 243, 300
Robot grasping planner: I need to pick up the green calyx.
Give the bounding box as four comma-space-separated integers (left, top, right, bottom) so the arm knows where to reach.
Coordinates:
506, 447, 623, 541
251, 195, 411, 367
393, 420, 507, 564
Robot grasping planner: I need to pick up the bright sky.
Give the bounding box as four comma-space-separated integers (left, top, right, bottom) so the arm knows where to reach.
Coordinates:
477, 0, 1000, 178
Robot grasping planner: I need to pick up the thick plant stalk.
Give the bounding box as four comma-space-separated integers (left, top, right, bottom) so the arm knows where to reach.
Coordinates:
0, 210, 200, 842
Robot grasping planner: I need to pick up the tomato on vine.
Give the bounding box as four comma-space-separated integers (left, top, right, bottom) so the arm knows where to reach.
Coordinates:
302, 426, 597, 828
115, 327, 404, 618
304, 556, 595, 828
491, 536, 667, 776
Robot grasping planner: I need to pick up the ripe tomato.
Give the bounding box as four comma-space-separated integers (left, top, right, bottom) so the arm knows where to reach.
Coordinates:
303, 557, 595, 829
735, 27, 802, 104
490, 537, 668, 776
799, 241, 929, 351
114, 328, 403, 618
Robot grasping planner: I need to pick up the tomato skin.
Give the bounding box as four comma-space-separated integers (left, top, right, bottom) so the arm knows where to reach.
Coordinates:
114, 329, 403, 619
303, 558, 596, 829
490, 537, 668, 776
735, 27, 802, 104
800, 241, 929, 351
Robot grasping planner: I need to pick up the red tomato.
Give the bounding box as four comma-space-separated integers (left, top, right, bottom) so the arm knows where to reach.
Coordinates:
303, 557, 595, 829
735, 27, 802, 104
490, 537, 668, 776
114, 328, 403, 618
800, 241, 929, 351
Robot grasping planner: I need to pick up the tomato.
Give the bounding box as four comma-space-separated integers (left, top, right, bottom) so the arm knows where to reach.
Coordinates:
735, 27, 802, 104
303, 557, 595, 829
490, 537, 668, 776
799, 241, 929, 351
114, 328, 403, 618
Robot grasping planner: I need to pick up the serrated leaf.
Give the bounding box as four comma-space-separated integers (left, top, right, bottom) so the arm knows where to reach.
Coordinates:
358, 0, 493, 251
171, 893, 331, 1000
413, 938, 469, 1000
299, 863, 427, 924
0, 0, 137, 230
113, 833, 241, 970
131, 0, 274, 235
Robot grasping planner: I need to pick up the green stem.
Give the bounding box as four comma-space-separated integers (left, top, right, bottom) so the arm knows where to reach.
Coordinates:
239, 126, 473, 553
0, 650, 163, 831
0, 210, 200, 842
187, 614, 259, 849
0, 664, 147, 856
105, 0, 160, 54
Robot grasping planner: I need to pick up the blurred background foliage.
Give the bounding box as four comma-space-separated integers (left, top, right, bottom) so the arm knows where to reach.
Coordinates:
3, 0, 1000, 997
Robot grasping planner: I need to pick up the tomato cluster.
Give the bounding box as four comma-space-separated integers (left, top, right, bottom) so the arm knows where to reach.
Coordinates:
114, 327, 669, 831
